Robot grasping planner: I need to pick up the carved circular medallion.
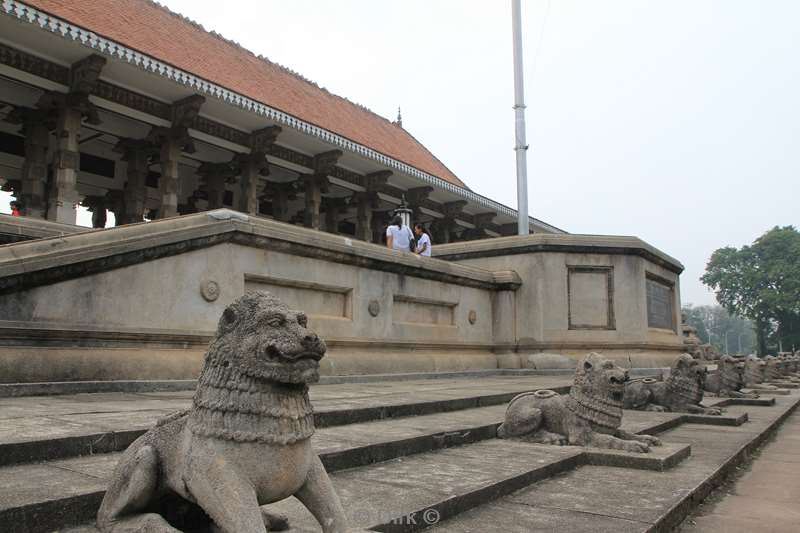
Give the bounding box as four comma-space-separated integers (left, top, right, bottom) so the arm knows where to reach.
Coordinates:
368, 300, 381, 317
200, 280, 220, 302
641, 377, 659, 384
468, 310, 477, 325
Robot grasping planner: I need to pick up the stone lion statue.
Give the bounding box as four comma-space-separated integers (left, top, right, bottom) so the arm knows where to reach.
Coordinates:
97, 292, 361, 533
497, 353, 661, 453
743, 355, 779, 390
765, 355, 800, 385
623, 354, 721, 415
704, 355, 758, 398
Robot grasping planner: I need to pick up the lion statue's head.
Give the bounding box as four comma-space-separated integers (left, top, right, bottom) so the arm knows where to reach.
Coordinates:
667, 353, 707, 404
744, 355, 766, 385
188, 292, 325, 444
206, 291, 327, 384
567, 353, 629, 431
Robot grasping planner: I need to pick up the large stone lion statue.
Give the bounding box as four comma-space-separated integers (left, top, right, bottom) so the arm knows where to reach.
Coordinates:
623, 353, 721, 415
704, 355, 758, 398
97, 292, 361, 533
497, 353, 661, 453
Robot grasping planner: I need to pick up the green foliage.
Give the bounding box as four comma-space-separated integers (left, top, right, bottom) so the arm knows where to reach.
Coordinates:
682, 304, 756, 354
701, 226, 800, 354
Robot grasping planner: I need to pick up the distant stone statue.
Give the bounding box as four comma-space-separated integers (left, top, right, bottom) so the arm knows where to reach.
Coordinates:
704, 355, 758, 398
764, 355, 800, 385
743, 355, 779, 390
497, 353, 661, 453
97, 292, 362, 533
623, 353, 721, 415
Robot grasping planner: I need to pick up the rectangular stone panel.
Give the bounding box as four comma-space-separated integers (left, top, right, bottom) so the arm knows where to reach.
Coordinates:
244, 274, 351, 320
646, 274, 675, 330
568, 266, 615, 330
393, 295, 456, 326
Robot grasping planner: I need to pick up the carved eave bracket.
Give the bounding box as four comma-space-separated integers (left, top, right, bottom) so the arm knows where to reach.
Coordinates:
442, 200, 468, 219
312, 150, 342, 177
150, 94, 206, 153
364, 170, 392, 191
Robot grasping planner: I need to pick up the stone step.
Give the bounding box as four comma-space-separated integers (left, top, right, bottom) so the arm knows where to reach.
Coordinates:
0, 368, 666, 398
0, 376, 574, 467
9, 410, 690, 533
0, 402, 754, 533
428, 395, 800, 533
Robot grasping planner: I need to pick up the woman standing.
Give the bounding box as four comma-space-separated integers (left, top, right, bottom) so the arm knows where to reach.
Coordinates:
385, 215, 413, 252
414, 223, 431, 257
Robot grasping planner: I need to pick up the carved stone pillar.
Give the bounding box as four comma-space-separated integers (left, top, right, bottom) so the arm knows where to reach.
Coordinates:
80, 195, 108, 228
372, 210, 392, 244
197, 162, 235, 210
264, 182, 296, 222
47, 106, 82, 224
322, 197, 348, 234
301, 174, 323, 229
302, 150, 342, 230
437, 200, 468, 244
234, 126, 280, 215
150, 95, 205, 219
4, 108, 49, 218
462, 212, 496, 241
157, 137, 181, 218
353, 192, 373, 242
114, 139, 151, 225
352, 170, 391, 242
405, 186, 433, 224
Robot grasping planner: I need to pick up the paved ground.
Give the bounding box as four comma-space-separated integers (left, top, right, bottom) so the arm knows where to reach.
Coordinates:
0, 375, 572, 446
679, 409, 800, 533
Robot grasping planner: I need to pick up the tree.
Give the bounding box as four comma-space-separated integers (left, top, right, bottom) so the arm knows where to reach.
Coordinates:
682, 304, 756, 355
702, 226, 800, 354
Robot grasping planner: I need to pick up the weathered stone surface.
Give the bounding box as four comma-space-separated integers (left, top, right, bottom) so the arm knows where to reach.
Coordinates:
705, 355, 759, 398
624, 354, 721, 415
498, 353, 662, 453
96, 292, 358, 533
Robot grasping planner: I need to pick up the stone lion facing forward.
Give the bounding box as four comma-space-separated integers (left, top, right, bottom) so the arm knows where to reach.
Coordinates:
97, 292, 361, 533
497, 353, 661, 453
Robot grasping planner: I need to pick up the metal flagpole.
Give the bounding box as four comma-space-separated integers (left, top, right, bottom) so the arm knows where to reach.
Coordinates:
511, 0, 529, 235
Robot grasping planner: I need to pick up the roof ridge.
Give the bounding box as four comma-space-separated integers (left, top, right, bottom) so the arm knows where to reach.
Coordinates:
146, 0, 404, 130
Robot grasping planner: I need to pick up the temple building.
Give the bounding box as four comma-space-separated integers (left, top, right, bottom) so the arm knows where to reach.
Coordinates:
0, 0, 563, 243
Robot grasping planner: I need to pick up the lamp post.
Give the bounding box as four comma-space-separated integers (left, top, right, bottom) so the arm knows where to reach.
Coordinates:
393, 195, 412, 228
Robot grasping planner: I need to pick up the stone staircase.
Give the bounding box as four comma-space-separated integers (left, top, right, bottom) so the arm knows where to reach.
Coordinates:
0, 375, 796, 533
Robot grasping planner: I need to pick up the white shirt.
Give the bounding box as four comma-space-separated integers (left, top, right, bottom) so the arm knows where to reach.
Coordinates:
386, 224, 412, 251
416, 233, 431, 256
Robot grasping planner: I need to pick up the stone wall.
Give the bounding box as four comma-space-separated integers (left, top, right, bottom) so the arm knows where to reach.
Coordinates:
434, 234, 685, 370
0, 211, 685, 381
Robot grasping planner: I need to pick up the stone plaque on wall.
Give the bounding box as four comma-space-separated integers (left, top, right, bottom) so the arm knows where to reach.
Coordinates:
568, 266, 615, 330
646, 274, 675, 330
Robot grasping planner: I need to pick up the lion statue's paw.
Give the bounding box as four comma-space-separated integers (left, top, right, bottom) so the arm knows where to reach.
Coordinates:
637, 434, 662, 447
621, 440, 651, 453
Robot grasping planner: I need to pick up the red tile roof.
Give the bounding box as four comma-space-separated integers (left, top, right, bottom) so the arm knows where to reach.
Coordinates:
23, 0, 466, 188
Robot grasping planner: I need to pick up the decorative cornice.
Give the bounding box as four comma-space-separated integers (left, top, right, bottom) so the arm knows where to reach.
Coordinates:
0, 0, 564, 234
433, 234, 684, 274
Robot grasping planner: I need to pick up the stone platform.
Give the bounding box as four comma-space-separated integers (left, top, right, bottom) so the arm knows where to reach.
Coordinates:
0, 375, 795, 533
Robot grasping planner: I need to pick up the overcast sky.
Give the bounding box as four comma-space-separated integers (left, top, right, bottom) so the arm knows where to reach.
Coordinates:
3, 0, 798, 306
